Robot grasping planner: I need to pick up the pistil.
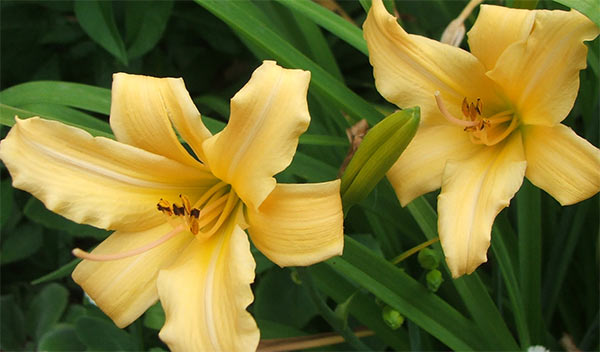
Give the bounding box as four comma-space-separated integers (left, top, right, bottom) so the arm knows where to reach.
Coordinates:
434, 91, 479, 127
72, 224, 186, 261
72, 180, 243, 262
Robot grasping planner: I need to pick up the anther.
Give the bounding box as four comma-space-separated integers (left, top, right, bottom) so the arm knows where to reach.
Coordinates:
434, 91, 479, 128
475, 98, 482, 115
180, 194, 192, 214
157, 199, 173, 216
172, 204, 186, 216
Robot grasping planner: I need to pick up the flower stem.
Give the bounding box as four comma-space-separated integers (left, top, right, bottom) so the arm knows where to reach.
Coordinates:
296, 267, 372, 351
257, 328, 374, 352
391, 237, 440, 265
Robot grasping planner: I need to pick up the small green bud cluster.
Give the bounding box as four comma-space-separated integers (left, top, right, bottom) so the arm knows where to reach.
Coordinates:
418, 248, 444, 292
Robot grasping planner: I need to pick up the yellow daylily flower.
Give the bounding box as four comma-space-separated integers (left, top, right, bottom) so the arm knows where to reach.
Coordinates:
364, 0, 600, 278
0, 60, 344, 351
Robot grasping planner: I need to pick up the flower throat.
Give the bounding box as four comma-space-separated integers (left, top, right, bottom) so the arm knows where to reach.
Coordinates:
434, 91, 517, 146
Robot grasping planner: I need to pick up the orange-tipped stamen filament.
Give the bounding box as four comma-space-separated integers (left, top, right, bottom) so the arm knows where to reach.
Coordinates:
435, 91, 479, 127
72, 224, 186, 261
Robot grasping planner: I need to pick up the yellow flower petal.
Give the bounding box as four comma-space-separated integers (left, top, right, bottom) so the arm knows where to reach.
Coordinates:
487, 9, 599, 126
247, 180, 344, 267
467, 5, 535, 71
524, 124, 600, 205
387, 124, 485, 206
157, 216, 259, 351
110, 73, 212, 166
0, 117, 216, 232
363, 0, 504, 126
438, 132, 526, 278
71, 223, 194, 327
202, 61, 311, 210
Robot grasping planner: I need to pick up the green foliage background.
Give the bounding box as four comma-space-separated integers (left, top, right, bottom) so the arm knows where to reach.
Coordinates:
0, 0, 598, 351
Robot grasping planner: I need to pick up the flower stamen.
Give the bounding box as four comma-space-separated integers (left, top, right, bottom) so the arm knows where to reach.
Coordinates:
435, 91, 516, 146
434, 91, 479, 127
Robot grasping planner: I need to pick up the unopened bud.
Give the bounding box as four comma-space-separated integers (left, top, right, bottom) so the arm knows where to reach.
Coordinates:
340, 107, 420, 211
418, 248, 440, 270
290, 269, 302, 285
440, 19, 465, 47
426, 269, 444, 292
440, 0, 483, 46
382, 305, 404, 330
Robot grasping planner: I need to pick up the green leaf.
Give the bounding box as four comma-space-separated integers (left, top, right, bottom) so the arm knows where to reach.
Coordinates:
284, 5, 344, 81
1, 222, 43, 264
359, 0, 371, 12
275, 0, 368, 55
517, 180, 544, 344
309, 263, 410, 351
491, 222, 531, 348
341, 108, 420, 210
0, 81, 111, 114
125, 0, 174, 59
251, 244, 275, 275
296, 267, 371, 351
31, 258, 81, 285
543, 200, 591, 322
195, 0, 384, 125
38, 324, 86, 352
26, 283, 69, 340
194, 95, 230, 119
329, 236, 486, 350
19, 103, 111, 134
509, 0, 540, 9
0, 295, 26, 351
406, 197, 519, 350
143, 302, 165, 331
202, 114, 347, 148
1, 178, 14, 229
74, 0, 128, 65
285, 151, 339, 182
334, 291, 357, 329
63, 305, 88, 325
256, 319, 307, 339
405, 197, 438, 240
75, 316, 136, 351
0, 104, 113, 139
254, 268, 318, 329
299, 134, 348, 147
24, 197, 110, 240
553, 0, 599, 27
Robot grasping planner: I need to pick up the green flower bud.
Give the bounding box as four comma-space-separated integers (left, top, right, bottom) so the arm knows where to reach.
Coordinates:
418, 248, 440, 270
340, 107, 420, 212
426, 269, 444, 292
382, 305, 404, 330
290, 269, 302, 285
